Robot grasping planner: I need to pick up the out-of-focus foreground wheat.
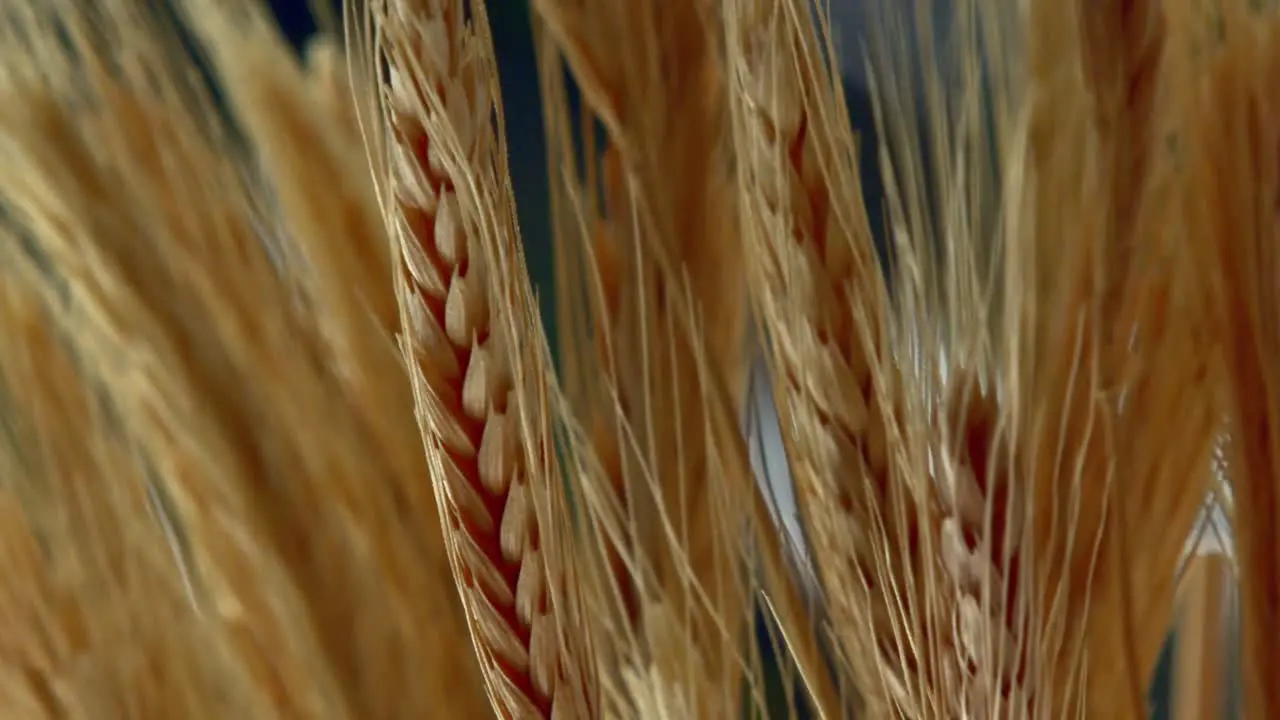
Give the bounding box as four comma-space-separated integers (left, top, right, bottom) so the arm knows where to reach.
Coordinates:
0, 0, 1272, 717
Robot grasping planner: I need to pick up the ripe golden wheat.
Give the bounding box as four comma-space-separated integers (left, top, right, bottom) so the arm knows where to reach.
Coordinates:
0, 0, 1271, 718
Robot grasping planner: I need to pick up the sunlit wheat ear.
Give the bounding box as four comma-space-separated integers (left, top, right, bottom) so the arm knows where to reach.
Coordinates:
365, 0, 596, 717
1173, 2, 1280, 717
0, 0, 493, 715
529, 1, 781, 717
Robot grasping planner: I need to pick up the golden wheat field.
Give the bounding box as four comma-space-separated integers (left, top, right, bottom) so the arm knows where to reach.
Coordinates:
0, 0, 1269, 717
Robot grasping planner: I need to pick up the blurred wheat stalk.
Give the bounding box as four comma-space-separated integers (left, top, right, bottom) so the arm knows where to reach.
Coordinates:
0, 0, 1272, 717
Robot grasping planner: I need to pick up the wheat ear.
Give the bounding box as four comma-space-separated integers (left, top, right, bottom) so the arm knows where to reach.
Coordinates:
723, 1, 938, 715
528, 1, 776, 716
719, 0, 1219, 716
0, 0, 494, 714
858, 7, 1026, 716
864, 1, 1222, 714
968, 1, 1221, 715
872, 1, 1218, 714
368, 0, 595, 716
0, 278, 264, 718
0, 69, 339, 720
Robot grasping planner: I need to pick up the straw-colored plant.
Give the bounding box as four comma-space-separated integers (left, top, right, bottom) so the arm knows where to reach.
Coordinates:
0, 0, 1273, 718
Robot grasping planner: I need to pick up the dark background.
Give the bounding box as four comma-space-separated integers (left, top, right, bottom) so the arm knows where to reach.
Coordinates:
264, 1, 1181, 716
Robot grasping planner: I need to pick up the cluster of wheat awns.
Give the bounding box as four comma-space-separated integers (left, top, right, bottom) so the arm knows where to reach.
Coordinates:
0, 0, 1274, 717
